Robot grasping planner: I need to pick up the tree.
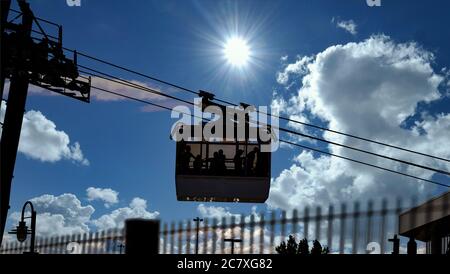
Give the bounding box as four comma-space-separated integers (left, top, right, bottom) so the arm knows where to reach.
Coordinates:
275, 235, 329, 255
298, 238, 309, 254
275, 235, 298, 254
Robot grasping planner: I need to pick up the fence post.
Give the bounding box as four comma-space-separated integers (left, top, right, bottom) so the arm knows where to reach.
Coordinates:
125, 218, 160, 255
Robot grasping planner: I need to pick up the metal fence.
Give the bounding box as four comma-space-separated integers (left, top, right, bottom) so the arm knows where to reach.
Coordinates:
1, 197, 449, 254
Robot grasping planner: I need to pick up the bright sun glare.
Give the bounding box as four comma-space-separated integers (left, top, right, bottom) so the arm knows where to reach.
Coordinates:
223, 37, 250, 67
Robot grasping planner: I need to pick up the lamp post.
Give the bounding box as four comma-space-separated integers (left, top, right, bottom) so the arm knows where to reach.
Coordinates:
8, 201, 38, 254
193, 217, 203, 254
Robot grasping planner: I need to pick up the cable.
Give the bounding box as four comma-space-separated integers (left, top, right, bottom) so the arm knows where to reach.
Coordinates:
67, 48, 450, 163
68, 49, 198, 96
78, 67, 195, 107
281, 139, 449, 188
278, 127, 450, 176
78, 66, 450, 177
26, 23, 450, 163
89, 84, 449, 188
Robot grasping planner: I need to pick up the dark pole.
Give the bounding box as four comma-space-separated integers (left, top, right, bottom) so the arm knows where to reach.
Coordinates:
388, 234, 400, 255
0, 0, 33, 246
1, 0, 11, 100
30, 208, 36, 253
193, 217, 203, 254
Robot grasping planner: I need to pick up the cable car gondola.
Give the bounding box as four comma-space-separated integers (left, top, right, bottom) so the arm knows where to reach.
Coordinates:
173, 92, 273, 203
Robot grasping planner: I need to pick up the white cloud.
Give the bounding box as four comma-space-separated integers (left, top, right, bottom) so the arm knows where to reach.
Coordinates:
276, 56, 314, 86
92, 197, 160, 231
86, 187, 119, 208
0, 105, 89, 165
7, 194, 95, 238
269, 35, 450, 211
333, 18, 358, 35
197, 204, 240, 220
5, 193, 159, 239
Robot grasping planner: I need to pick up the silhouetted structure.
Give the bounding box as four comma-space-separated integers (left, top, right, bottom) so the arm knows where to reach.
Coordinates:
1, 197, 448, 254
388, 235, 400, 254
124, 219, 159, 255
399, 191, 450, 254
193, 217, 203, 254
8, 201, 38, 254
0, 0, 90, 246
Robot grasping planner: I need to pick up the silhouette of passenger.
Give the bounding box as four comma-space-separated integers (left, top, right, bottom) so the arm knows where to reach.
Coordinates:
193, 154, 203, 174
246, 147, 259, 175
209, 152, 219, 175
180, 145, 195, 174
255, 150, 267, 176
218, 149, 226, 175
233, 149, 244, 175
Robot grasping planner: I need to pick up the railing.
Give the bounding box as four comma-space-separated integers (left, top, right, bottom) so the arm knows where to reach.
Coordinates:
1, 197, 448, 254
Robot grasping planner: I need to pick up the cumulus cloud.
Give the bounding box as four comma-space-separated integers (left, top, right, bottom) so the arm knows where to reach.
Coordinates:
0, 104, 89, 165
6, 193, 159, 239
86, 187, 119, 208
269, 35, 450, 211
7, 194, 95, 237
197, 204, 240, 220
92, 197, 160, 231
333, 18, 358, 35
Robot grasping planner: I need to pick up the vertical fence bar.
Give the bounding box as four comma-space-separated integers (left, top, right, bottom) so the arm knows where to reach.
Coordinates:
170, 222, 175, 254
81, 232, 87, 254
178, 221, 183, 254
230, 215, 236, 253
249, 214, 255, 254
292, 209, 298, 240
240, 214, 245, 254
220, 217, 226, 254
76, 233, 82, 254
162, 223, 167, 254
112, 229, 118, 254
93, 232, 100, 254
259, 214, 265, 254
186, 219, 191, 254
106, 229, 112, 253
203, 218, 209, 254
395, 198, 402, 250
280, 211, 286, 246
49, 236, 55, 254
339, 203, 347, 254
87, 232, 94, 254
303, 207, 309, 241
366, 200, 373, 254
269, 211, 275, 254
315, 206, 322, 242
45, 237, 50, 254
327, 205, 334, 252
352, 202, 360, 254
212, 218, 217, 254
98, 231, 105, 254
380, 199, 387, 254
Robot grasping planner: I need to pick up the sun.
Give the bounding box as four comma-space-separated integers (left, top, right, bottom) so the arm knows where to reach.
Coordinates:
223, 37, 250, 67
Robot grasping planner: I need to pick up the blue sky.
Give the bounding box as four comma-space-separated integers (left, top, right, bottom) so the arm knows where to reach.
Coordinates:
2, 0, 450, 238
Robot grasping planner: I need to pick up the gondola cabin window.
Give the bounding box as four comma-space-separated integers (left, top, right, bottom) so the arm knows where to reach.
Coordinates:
174, 124, 271, 203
